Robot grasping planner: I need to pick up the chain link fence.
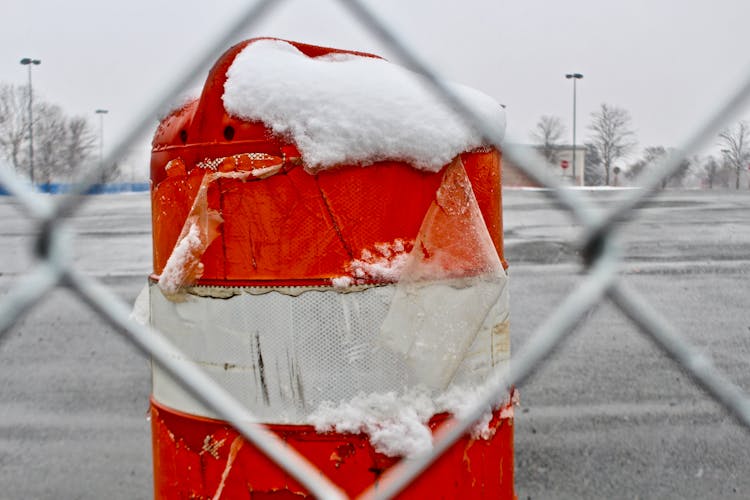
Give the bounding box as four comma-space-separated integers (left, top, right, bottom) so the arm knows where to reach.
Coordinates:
1, 0, 749, 498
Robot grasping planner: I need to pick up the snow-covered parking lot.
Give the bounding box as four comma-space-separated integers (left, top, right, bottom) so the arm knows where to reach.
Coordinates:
0, 188, 748, 499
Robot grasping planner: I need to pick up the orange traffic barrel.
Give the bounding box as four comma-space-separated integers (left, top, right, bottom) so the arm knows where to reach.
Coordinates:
148, 37, 514, 498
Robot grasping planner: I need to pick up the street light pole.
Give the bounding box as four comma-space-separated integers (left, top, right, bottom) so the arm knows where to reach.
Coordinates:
95, 109, 108, 184
565, 73, 583, 186
20, 57, 41, 185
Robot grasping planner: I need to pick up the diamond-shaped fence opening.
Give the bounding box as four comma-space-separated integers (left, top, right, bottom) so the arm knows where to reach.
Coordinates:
2, 0, 750, 498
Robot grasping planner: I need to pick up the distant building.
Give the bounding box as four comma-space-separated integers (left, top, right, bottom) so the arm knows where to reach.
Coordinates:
502, 144, 587, 187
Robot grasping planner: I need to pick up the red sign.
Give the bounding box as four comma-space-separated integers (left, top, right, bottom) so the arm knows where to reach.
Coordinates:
560, 160, 569, 169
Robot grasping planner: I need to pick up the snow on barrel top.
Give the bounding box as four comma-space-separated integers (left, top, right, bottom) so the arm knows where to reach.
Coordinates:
222, 39, 506, 172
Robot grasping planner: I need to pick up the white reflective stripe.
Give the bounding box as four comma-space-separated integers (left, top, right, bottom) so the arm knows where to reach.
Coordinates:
380, 273, 507, 389
150, 281, 510, 424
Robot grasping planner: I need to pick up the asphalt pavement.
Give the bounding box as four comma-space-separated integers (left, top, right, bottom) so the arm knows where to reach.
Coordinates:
506, 188, 750, 499
0, 188, 748, 499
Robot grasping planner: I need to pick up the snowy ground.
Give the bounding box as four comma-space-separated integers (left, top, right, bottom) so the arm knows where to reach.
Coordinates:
0, 189, 748, 499
506, 189, 750, 499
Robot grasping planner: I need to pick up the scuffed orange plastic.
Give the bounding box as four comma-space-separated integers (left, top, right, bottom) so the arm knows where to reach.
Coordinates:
152, 153, 504, 286
151, 39, 505, 286
151, 398, 515, 499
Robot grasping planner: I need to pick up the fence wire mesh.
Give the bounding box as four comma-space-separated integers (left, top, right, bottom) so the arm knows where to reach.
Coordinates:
1, 0, 749, 498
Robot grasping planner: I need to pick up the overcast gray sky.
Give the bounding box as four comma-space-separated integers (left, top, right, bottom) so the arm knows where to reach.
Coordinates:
3, 0, 750, 177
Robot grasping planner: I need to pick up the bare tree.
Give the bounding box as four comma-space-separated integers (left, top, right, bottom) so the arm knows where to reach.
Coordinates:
0, 83, 97, 183
34, 102, 67, 183
626, 146, 691, 188
665, 153, 691, 189
0, 83, 29, 170
627, 146, 665, 182
587, 103, 637, 185
718, 121, 750, 190
65, 116, 98, 180
584, 141, 604, 186
703, 156, 719, 189
530, 115, 566, 165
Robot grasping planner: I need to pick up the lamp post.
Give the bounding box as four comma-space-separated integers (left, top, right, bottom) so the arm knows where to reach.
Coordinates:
95, 109, 108, 183
565, 72, 583, 186
20, 57, 41, 185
